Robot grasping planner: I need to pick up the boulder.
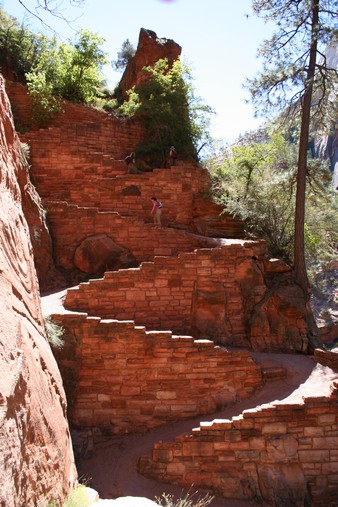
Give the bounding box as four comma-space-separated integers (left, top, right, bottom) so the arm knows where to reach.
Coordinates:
74, 234, 137, 275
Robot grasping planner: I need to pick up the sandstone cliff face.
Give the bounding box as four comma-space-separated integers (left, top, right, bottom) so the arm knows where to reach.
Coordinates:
118, 28, 182, 99
0, 75, 77, 506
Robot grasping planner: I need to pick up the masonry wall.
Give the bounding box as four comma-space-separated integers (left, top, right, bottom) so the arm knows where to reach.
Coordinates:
35, 165, 206, 223
314, 349, 338, 370
45, 201, 217, 271
6, 79, 144, 142
52, 312, 263, 435
64, 242, 308, 352
138, 382, 338, 507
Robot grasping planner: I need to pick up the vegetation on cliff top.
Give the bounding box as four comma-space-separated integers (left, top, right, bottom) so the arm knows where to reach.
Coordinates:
0, 8, 109, 121
0, 7, 212, 163
119, 58, 214, 167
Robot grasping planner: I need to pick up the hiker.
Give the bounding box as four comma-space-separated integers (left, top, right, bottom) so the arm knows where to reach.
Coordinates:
125, 152, 142, 174
169, 146, 178, 166
151, 197, 163, 226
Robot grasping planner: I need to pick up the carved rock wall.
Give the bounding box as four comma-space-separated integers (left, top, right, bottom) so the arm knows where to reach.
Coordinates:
0, 75, 77, 506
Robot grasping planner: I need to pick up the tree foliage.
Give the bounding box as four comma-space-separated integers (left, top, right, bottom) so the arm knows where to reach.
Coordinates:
112, 38, 136, 72
119, 58, 214, 167
248, 0, 338, 349
208, 132, 338, 272
60, 28, 108, 103
0, 8, 109, 122
249, 0, 338, 127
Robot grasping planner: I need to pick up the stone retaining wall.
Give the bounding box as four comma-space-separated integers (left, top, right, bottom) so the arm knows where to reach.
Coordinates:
64, 242, 308, 351
52, 312, 263, 435
41, 166, 209, 225
138, 382, 338, 506
314, 348, 338, 370
45, 201, 215, 271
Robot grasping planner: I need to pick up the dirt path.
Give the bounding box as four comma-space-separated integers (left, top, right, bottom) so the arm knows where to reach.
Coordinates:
75, 352, 337, 507
42, 290, 338, 506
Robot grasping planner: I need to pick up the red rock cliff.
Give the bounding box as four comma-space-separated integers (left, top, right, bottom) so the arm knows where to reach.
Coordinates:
119, 28, 182, 98
0, 75, 77, 506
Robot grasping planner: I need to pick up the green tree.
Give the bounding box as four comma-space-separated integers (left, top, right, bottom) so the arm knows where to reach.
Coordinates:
0, 8, 52, 80
112, 38, 136, 72
61, 29, 108, 104
209, 133, 297, 261
208, 132, 337, 274
119, 58, 213, 167
248, 0, 338, 351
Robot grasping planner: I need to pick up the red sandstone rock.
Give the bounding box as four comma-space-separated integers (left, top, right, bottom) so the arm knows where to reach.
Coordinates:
0, 74, 77, 506
119, 28, 182, 99
73, 233, 137, 275
17, 148, 58, 291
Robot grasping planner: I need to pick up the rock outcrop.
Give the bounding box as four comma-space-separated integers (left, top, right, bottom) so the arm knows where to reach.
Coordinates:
0, 75, 77, 506
118, 28, 182, 99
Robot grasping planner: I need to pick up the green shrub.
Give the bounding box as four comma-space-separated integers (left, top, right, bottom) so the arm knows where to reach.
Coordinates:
208, 131, 338, 271
26, 71, 63, 126
119, 59, 213, 167
0, 8, 108, 111
156, 490, 214, 507
63, 485, 93, 507
19, 142, 30, 167
44, 316, 64, 349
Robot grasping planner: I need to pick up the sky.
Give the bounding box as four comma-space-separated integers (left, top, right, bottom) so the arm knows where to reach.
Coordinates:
1, 0, 275, 143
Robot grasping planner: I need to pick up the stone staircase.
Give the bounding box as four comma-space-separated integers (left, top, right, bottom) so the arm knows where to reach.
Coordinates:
50, 310, 263, 435
9, 79, 337, 506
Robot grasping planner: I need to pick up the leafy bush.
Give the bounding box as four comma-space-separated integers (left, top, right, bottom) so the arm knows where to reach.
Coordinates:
26, 70, 63, 125
0, 9, 48, 81
63, 485, 93, 507
0, 8, 108, 116
208, 131, 338, 271
60, 29, 108, 104
119, 58, 214, 167
19, 142, 30, 167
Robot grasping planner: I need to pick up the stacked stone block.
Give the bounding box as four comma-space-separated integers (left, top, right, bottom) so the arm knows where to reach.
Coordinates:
138, 382, 338, 506
65, 241, 307, 351
45, 201, 216, 271
53, 312, 262, 435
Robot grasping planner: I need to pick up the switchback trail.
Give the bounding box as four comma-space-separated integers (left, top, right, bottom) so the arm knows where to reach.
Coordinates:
74, 351, 337, 507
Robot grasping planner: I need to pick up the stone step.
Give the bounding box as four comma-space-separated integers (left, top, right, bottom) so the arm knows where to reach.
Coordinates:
262, 366, 286, 380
